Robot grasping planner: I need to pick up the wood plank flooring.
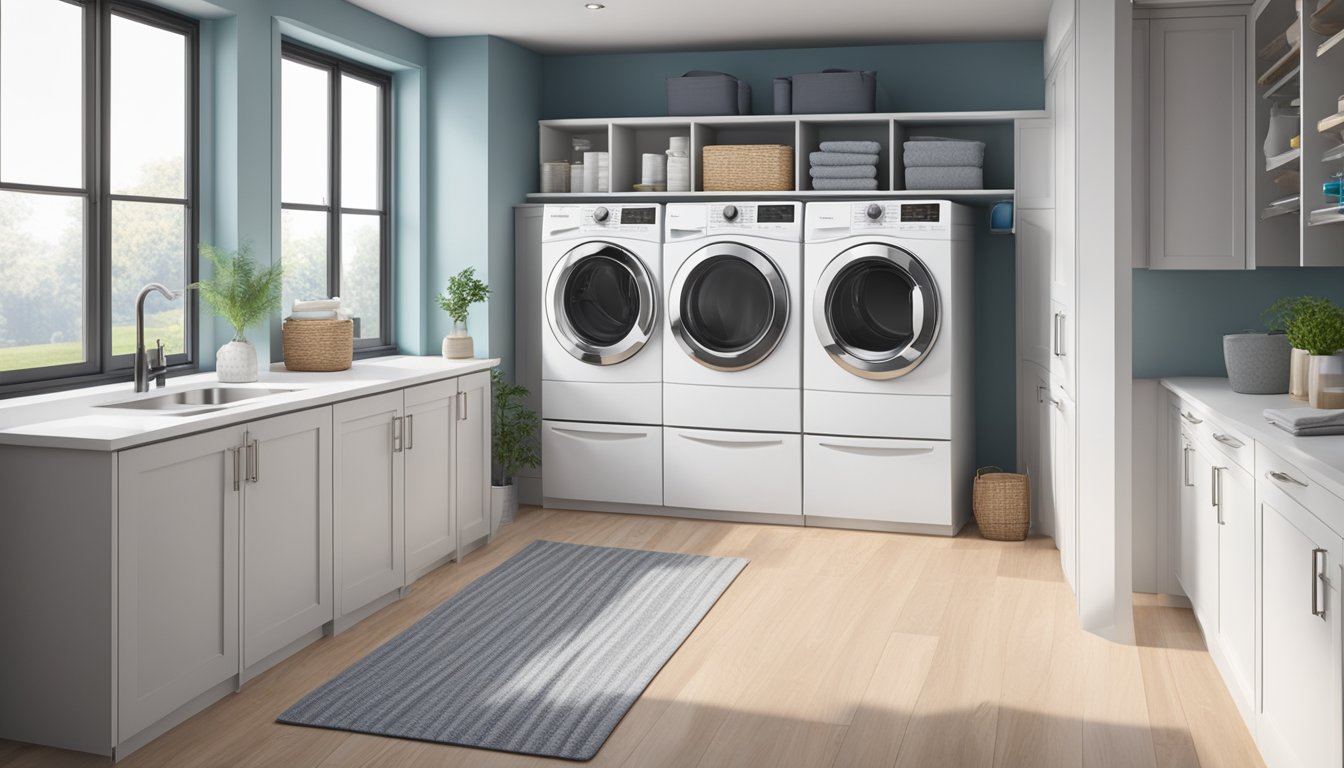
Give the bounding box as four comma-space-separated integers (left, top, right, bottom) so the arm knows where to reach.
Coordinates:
0, 507, 1263, 768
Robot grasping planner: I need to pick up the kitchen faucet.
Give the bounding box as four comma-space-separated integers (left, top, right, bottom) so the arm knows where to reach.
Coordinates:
134, 283, 184, 393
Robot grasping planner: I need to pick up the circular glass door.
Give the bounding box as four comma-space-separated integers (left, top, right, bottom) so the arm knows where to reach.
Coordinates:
546, 242, 656, 365
814, 243, 940, 380
669, 242, 788, 372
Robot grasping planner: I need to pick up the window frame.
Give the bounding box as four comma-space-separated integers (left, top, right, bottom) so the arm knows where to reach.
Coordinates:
0, 0, 199, 395
280, 40, 393, 353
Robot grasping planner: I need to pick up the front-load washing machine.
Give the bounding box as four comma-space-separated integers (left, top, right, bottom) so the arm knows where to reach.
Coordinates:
662, 201, 803, 521
802, 200, 974, 534
540, 203, 663, 509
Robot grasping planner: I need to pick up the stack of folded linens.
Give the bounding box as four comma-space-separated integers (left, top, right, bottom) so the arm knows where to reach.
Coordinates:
1264, 407, 1344, 436
808, 140, 880, 191
903, 136, 986, 190
288, 297, 350, 321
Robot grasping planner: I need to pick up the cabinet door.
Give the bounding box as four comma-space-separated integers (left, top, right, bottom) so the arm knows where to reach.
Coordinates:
1214, 461, 1254, 716
1016, 210, 1054, 371
1175, 432, 1197, 596
1014, 117, 1054, 210
1050, 387, 1077, 592
1051, 39, 1076, 308
405, 379, 458, 582
117, 426, 243, 742
1180, 440, 1219, 631
1259, 487, 1343, 768
1147, 15, 1247, 269
1018, 363, 1054, 537
455, 371, 491, 553
241, 407, 333, 671
334, 391, 404, 617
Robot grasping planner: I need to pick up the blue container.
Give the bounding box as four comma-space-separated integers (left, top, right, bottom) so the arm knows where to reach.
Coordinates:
990, 200, 1014, 234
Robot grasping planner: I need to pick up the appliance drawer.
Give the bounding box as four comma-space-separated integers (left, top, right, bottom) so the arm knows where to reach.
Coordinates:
542, 421, 662, 506
664, 428, 801, 516
803, 435, 953, 526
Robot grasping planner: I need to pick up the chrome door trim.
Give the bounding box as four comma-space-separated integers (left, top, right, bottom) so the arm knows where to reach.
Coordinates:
668, 242, 789, 372
545, 241, 657, 366
813, 243, 941, 380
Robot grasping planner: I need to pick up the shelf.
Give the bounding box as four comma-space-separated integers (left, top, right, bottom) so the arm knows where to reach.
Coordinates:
1319, 26, 1344, 56
1258, 43, 1302, 85
1320, 111, 1344, 135
1324, 142, 1344, 163
525, 189, 1016, 205
1266, 147, 1301, 171
1261, 193, 1302, 220
1309, 204, 1344, 226
1262, 63, 1302, 101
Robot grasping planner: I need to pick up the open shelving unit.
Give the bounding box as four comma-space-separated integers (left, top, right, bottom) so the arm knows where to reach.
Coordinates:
528, 110, 1043, 206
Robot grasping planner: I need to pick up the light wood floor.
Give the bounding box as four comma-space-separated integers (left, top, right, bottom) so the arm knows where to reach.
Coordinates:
1, 506, 1263, 768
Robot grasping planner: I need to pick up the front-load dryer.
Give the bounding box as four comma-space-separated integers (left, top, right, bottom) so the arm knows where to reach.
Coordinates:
541, 203, 663, 509
661, 201, 803, 521
802, 200, 974, 534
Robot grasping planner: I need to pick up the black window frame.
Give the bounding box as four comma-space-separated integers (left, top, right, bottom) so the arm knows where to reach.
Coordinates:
279, 40, 393, 353
0, 0, 199, 395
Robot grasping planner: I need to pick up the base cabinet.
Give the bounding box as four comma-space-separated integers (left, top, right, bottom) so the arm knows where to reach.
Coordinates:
335, 392, 406, 618
405, 379, 458, 581
455, 371, 491, 548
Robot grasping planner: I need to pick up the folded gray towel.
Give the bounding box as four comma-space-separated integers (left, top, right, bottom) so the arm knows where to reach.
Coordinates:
810, 151, 880, 166
809, 164, 878, 179
1264, 407, 1344, 432
811, 178, 879, 191
819, 140, 881, 154
903, 137, 986, 168
905, 166, 983, 190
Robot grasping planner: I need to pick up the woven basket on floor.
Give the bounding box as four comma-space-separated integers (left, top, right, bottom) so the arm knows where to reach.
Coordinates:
702, 144, 794, 191
282, 319, 353, 372
972, 466, 1030, 542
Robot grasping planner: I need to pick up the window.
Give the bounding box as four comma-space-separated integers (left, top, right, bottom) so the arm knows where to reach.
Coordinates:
280, 42, 391, 349
0, 0, 197, 387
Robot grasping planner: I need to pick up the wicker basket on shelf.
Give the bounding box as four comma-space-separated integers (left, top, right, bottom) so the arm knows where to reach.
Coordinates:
701, 144, 794, 191
972, 466, 1030, 542
282, 319, 353, 372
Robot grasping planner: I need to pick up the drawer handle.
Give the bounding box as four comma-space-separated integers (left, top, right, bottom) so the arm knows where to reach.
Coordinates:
250, 439, 260, 483
1212, 433, 1244, 449
1212, 466, 1225, 524
818, 442, 935, 458
232, 446, 242, 492
1267, 470, 1309, 488
1053, 312, 1066, 358
552, 427, 646, 442
392, 415, 404, 453
1181, 411, 1203, 425
1313, 548, 1328, 620
406, 414, 415, 451
1182, 444, 1193, 487
680, 434, 784, 449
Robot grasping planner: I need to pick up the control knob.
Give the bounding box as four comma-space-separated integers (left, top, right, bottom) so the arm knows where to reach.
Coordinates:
722, 205, 739, 221
866, 204, 884, 221
593, 206, 610, 223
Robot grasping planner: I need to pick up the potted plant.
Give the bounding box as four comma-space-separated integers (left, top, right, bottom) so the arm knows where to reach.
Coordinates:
194, 243, 283, 383
491, 370, 539, 527
1266, 296, 1318, 400
1282, 297, 1344, 408
436, 267, 491, 359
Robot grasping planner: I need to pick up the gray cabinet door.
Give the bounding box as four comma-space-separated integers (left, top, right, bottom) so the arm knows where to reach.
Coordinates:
334, 391, 405, 617
1148, 15, 1247, 269
455, 371, 492, 553
404, 379, 458, 582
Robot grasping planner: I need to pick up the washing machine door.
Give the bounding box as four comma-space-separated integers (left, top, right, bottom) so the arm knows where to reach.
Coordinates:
546, 241, 656, 365
814, 243, 941, 380
669, 242, 789, 372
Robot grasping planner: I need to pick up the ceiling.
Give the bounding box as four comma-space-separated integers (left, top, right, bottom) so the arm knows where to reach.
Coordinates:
345, 0, 1053, 54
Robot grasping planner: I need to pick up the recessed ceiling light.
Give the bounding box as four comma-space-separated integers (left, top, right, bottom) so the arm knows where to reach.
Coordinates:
585, 3, 605, 9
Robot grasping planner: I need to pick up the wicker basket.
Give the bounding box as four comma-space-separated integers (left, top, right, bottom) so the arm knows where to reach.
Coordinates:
972, 466, 1030, 542
282, 319, 353, 372
702, 144, 794, 191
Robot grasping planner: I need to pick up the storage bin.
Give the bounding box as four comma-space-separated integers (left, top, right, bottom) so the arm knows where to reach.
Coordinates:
282, 319, 353, 372
972, 467, 1030, 542
701, 144, 794, 191
666, 71, 751, 116
773, 70, 877, 114
1224, 332, 1291, 394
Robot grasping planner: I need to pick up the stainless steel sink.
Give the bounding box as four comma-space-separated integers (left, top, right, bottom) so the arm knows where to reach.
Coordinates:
98, 387, 299, 413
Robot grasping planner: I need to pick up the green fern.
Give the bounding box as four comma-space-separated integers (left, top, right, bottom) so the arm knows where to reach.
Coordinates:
193, 243, 284, 342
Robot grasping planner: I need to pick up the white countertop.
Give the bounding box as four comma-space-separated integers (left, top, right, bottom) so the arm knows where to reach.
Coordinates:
0, 356, 499, 452
1162, 377, 1344, 505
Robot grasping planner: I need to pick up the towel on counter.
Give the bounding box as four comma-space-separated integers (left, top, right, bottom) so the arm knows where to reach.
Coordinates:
810, 177, 880, 191
809, 151, 880, 166
292, 297, 342, 313
819, 140, 881, 154
809, 164, 878, 179
289, 310, 344, 321
903, 137, 987, 168
1265, 407, 1344, 436
905, 166, 984, 190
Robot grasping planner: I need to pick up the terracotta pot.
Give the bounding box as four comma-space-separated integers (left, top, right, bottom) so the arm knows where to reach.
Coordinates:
1308, 354, 1344, 409
1290, 347, 1311, 401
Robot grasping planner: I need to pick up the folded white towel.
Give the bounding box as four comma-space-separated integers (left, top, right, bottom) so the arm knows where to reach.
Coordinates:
1264, 406, 1344, 431
293, 297, 342, 313
289, 310, 340, 321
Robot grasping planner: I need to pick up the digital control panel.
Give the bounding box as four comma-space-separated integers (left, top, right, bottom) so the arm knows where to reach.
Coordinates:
757, 205, 796, 223
620, 207, 657, 225
900, 204, 941, 223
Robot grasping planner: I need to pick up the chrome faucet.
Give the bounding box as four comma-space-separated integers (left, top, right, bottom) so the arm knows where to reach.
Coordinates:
134, 283, 183, 393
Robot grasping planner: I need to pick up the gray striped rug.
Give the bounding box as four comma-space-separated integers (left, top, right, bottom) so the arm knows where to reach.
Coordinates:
278, 539, 748, 761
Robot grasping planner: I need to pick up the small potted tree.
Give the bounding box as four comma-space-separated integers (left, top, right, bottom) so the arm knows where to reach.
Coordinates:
491, 370, 539, 527
436, 267, 491, 359
194, 243, 283, 383
1287, 297, 1344, 409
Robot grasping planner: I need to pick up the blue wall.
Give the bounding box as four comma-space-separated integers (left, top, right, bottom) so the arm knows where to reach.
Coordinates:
1133, 268, 1344, 378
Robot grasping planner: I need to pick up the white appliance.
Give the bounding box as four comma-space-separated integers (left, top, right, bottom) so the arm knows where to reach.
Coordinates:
540, 203, 663, 508
662, 202, 804, 520
802, 200, 974, 534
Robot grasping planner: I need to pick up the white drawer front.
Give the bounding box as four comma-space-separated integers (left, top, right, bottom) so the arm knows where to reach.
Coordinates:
803, 435, 953, 526
664, 428, 801, 516
542, 421, 662, 506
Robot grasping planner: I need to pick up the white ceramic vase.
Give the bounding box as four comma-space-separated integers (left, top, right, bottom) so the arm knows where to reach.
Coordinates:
217, 338, 259, 383
491, 483, 517, 528
442, 319, 474, 359
1308, 354, 1344, 409
1290, 347, 1311, 401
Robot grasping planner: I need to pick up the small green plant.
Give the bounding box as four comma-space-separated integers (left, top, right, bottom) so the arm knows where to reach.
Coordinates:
436, 267, 491, 328
1280, 296, 1344, 356
491, 370, 539, 486
193, 243, 284, 342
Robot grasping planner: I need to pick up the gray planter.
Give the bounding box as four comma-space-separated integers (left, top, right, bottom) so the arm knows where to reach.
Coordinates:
1224, 332, 1290, 394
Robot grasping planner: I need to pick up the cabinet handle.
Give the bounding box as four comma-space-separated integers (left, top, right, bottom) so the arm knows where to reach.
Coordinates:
249, 439, 259, 483
1037, 385, 1047, 404
392, 415, 404, 453
1213, 433, 1244, 449
1267, 470, 1309, 488
1181, 411, 1203, 425
1182, 445, 1193, 487
1313, 548, 1328, 620
232, 446, 241, 492
1212, 466, 1225, 524
406, 414, 415, 451
1053, 313, 1065, 357
458, 391, 468, 422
